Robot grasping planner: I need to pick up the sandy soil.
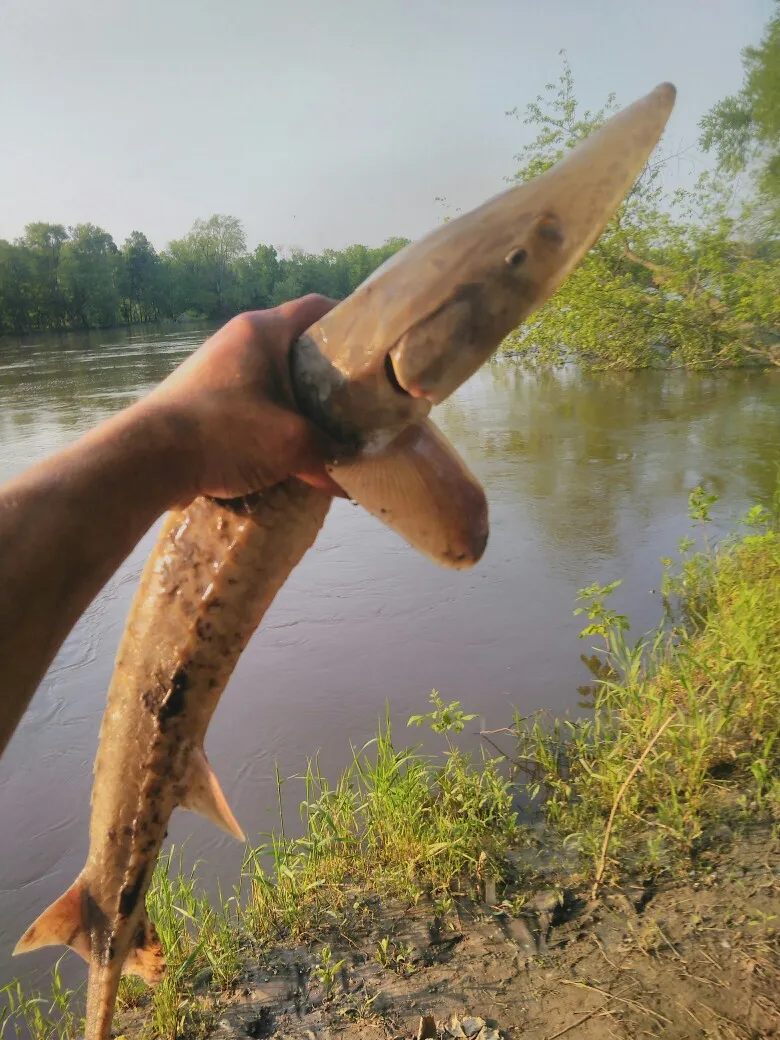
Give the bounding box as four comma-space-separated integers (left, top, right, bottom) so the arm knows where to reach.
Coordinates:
173, 821, 780, 1040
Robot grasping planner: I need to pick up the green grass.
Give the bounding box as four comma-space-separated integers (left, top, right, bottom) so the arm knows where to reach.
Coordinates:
3, 484, 779, 1038
511, 484, 780, 885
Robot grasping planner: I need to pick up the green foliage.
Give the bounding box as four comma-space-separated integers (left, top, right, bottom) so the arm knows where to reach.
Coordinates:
242, 706, 516, 946
407, 689, 478, 736
0, 958, 82, 1039
311, 943, 346, 999
0, 215, 409, 335
375, 936, 415, 975
2, 36, 777, 362
573, 580, 629, 645
59, 224, 121, 329
688, 484, 719, 524
514, 492, 780, 882
502, 55, 779, 369
700, 1, 780, 222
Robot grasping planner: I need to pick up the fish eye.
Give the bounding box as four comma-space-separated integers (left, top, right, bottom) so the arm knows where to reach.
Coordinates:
504, 247, 527, 267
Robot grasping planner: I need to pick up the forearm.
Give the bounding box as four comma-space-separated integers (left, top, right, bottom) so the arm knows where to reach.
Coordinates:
0, 401, 196, 754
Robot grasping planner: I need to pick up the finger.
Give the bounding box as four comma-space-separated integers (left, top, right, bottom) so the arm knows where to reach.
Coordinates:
297, 470, 349, 498
289, 421, 349, 498
276, 293, 339, 340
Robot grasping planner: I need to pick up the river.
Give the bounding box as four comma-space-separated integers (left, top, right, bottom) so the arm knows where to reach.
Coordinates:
0, 324, 778, 995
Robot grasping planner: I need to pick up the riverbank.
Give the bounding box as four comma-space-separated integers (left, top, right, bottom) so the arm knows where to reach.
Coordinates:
2, 488, 778, 1039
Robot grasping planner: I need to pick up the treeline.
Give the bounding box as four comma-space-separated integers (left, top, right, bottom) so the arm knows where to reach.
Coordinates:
2, 6, 778, 367
0, 217, 409, 335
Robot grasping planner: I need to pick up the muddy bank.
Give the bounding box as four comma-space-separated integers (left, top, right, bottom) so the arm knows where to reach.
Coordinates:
117, 818, 779, 1040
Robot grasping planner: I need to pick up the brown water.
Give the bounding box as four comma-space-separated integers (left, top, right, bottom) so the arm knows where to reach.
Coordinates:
0, 325, 778, 995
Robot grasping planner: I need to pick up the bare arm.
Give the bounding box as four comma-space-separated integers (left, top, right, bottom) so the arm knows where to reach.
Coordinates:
0, 295, 338, 756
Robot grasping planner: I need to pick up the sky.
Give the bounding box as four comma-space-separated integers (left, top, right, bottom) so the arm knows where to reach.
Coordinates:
0, 0, 773, 254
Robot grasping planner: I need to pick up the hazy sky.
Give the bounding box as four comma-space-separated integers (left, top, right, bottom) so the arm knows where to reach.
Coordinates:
0, 0, 772, 254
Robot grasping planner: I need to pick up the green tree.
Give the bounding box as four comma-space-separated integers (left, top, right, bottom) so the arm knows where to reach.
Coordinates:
59, 224, 121, 328
502, 56, 780, 368
166, 214, 247, 318
700, 0, 780, 223
19, 222, 68, 329
233, 243, 281, 311
119, 231, 163, 324
0, 240, 31, 334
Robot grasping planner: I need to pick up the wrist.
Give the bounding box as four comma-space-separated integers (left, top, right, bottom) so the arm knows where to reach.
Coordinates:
106, 397, 203, 511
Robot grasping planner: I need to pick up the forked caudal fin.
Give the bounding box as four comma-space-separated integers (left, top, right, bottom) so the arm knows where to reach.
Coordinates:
328, 419, 488, 569
180, 745, 246, 841
13, 877, 165, 986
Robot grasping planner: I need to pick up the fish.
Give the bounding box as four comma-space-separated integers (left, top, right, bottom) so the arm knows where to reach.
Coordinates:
14, 82, 676, 1040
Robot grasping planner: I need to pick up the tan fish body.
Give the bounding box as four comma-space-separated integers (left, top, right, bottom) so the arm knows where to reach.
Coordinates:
15, 83, 676, 1040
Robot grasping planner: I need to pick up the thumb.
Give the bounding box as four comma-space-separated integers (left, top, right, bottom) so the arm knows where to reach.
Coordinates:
276, 293, 340, 340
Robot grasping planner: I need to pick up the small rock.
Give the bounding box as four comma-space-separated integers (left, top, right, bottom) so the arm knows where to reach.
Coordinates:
193, 966, 213, 991
504, 916, 538, 954
462, 1017, 486, 1037
527, 889, 560, 914
445, 1015, 467, 1037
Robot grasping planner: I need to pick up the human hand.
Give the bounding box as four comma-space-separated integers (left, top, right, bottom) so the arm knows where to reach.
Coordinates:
141, 295, 345, 502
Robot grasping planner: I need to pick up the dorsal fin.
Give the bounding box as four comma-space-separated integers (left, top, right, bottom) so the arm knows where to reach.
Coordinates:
329, 419, 488, 569
180, 745, 246, 841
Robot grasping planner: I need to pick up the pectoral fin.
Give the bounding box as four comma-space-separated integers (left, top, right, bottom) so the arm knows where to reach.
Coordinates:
180, 746, 246, 841
328, 419, 488, 569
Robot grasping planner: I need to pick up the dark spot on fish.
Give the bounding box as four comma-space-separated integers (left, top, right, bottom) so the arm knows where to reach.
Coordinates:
119, 871, 145, 918
123, 825, 133, 837
152, 812, 161, 826
196, 619, 213, 640
159, 668, 189, 721
505, 247, 527, 267
206, 597, 223, 611
227, 577, 238, 585
143, 839, 156, 853
535, 214, 565, 246
107, 828, 117, 842
208, 677, 218, 690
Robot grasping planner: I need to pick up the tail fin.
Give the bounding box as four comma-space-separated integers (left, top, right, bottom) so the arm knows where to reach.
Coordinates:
14, 878, 90, 962
15, 878, 166, 984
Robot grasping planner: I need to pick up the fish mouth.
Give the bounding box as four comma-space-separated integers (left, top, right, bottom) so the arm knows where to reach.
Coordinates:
384, 352, 420, 398
384, 352, 434, 402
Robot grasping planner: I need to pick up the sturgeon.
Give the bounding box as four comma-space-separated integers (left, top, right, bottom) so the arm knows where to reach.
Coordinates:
14, 83, 675, 1040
